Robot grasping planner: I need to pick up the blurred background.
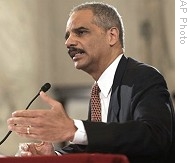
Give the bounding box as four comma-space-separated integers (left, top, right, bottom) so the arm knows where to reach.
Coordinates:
0, 0, 174, 155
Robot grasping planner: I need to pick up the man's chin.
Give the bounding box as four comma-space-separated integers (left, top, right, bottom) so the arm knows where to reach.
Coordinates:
74, 62, 82, 70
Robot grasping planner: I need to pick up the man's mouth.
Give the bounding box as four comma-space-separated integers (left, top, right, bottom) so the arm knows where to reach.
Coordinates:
68, 47, 85, 59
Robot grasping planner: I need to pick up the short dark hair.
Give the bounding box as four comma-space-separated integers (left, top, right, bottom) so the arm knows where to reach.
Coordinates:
70, 2, 125, 48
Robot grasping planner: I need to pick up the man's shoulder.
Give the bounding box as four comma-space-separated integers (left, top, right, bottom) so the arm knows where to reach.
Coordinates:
122, 56, 161, 76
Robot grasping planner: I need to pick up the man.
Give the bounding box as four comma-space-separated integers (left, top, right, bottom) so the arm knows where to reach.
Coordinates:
7, 2, 174, 163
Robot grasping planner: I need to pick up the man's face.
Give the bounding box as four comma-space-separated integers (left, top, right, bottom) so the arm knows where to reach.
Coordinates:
65, 9, 110, 74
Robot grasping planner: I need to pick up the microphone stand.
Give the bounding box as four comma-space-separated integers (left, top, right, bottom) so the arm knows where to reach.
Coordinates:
0, 83, 51, 145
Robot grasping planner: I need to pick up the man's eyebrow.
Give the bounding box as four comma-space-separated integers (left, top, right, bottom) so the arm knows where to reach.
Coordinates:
72, 26, 90, 34
74, 26, 89, 31
65, 27, 89, 39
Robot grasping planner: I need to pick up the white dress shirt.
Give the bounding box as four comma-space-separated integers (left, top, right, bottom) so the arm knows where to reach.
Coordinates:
71, 54, 123, 145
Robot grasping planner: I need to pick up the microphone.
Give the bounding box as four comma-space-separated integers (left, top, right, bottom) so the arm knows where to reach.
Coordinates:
0, 83, 51, 145
40, 83, 51, 93
25, 83, 51, 110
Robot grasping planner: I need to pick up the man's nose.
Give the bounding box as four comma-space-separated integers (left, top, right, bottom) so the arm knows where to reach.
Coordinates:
65, 35, 77, 47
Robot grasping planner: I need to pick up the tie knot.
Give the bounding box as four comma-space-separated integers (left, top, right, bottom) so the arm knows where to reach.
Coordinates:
91, 83, 100, 95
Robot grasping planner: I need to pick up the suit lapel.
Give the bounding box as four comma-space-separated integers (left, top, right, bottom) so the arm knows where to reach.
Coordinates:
107, 56, 128, 122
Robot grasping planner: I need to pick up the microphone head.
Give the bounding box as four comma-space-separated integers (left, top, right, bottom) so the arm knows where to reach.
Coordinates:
40, 83, 51, 92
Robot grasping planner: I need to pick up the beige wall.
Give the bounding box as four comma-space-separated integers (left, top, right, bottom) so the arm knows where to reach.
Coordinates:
0, 0, 174, 155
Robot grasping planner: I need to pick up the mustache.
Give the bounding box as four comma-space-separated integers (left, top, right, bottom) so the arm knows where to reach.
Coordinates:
68, 47, 85, 58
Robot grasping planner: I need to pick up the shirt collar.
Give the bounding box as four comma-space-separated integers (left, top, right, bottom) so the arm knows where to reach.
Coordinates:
97, 54, 123, 97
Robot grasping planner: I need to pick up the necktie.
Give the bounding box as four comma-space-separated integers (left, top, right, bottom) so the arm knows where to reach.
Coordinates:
90, 83, 101, 122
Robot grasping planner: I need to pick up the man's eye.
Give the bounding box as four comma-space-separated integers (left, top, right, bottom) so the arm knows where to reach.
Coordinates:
77, 30, 86, 36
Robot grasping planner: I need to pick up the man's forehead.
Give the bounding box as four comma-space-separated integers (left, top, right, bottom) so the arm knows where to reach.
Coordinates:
66, 10, 94, 28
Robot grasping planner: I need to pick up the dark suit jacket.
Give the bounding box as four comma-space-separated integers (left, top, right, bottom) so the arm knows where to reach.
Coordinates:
58, 56, 175, 163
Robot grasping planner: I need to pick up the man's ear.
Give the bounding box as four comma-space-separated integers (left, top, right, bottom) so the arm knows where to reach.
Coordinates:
107, 27, 120, 46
